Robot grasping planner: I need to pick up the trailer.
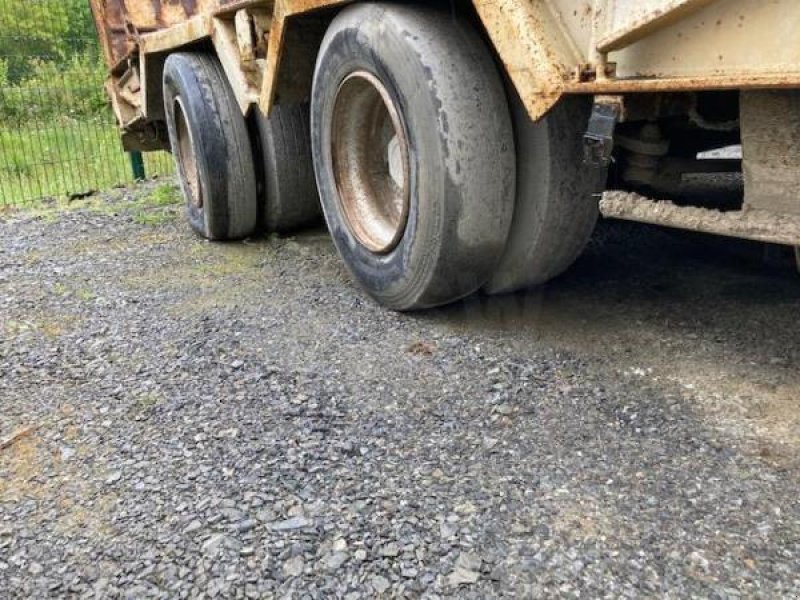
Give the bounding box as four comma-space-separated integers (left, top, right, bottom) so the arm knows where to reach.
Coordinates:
90, 0, 800, 309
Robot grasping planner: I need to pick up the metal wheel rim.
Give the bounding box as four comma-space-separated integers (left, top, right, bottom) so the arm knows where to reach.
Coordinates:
174, 98, 202, 209
331, 71, 410, 254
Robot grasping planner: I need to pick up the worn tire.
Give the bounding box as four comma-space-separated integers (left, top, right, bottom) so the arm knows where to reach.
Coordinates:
253, 104, 320, 232
163, 52, 257, 240
311, 3, 515, 310
483, 93, 602, 295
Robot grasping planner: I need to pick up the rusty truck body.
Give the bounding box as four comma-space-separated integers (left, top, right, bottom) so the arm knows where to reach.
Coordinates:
91, 0, 800, 310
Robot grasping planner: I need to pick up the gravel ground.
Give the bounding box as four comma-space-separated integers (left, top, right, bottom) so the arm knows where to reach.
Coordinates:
1, 182, 799, 598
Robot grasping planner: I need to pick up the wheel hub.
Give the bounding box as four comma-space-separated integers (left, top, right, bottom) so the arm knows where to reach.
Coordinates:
331, 71, 410, 254
174, 98, 202, 209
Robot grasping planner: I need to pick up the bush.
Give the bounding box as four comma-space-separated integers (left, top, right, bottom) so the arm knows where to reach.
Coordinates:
0, 0, 109, 124
0, 0, 97, 83
0, 52, 108, 123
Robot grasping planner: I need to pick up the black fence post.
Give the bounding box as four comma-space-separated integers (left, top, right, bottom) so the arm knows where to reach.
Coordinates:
129, 151, 146, 180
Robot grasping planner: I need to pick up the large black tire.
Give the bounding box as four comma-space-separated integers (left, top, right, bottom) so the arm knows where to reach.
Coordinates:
163, 52, 257, 240
310, 3, 515, 310
252, 104, 320, 232
483, 92, 602, 295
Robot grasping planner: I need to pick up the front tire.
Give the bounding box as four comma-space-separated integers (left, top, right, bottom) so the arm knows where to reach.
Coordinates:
311, 3, 515, 310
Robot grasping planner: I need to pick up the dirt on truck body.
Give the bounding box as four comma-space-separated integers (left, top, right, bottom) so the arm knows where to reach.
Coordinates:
91, 0, 800, 310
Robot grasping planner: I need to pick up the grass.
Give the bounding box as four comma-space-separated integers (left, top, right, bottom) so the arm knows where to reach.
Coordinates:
0, 119, 174, 206
3, 180, 183, 231
146, 183, 181, 206
132, 208, 178, 227
131, 183, 182, 226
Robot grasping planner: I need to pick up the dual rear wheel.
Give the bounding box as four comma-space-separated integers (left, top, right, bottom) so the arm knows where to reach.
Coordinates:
163, 53, 319, 241
163, 4, 601, 310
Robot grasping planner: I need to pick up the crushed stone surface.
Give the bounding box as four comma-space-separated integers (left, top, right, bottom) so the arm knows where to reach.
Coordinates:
1, 184, 798, 598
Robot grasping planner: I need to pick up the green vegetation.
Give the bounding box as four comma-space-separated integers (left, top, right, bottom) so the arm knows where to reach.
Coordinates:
0, 0, 100, 87
132, 185, 182, 226
0, 0, 105, 121
146, 184, 182, 207
133, 183, 182, 226
131, 391, 164, 414
0, 54, 107, 122
0, 124, 174, 205
75, 287, 96, 302
132, 210, 178, 226
3, 181, 182, 226
0, 0, 175, 204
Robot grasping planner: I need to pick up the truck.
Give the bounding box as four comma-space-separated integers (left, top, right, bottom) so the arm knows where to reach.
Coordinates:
90, 0, 800, 310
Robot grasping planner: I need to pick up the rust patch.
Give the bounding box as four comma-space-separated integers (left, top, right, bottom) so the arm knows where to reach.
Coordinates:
471, 0, 572, 121
149, 0, 166, 27
565, 72, 800, 94
92, 0, 205, 66
92, 0, 800, 135
140, 15, 212, 54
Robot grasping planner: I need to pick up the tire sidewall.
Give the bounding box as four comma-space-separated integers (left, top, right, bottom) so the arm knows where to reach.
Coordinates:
483, 92, 601, 294
164, 61, 207, 237
254, 104, 321, 232
312, 16, 447, 309
164, 54, 240, 240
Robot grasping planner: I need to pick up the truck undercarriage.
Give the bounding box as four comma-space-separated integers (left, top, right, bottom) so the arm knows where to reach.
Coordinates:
90, 0, 800, 309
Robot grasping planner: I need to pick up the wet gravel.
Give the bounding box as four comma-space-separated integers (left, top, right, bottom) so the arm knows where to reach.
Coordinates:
1, 184, 799, 598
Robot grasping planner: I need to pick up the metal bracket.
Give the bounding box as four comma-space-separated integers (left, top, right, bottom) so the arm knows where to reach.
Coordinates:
583, 96, 623, 167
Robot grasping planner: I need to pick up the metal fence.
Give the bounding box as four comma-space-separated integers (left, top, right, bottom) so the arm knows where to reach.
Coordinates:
0, 0, 173, 206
